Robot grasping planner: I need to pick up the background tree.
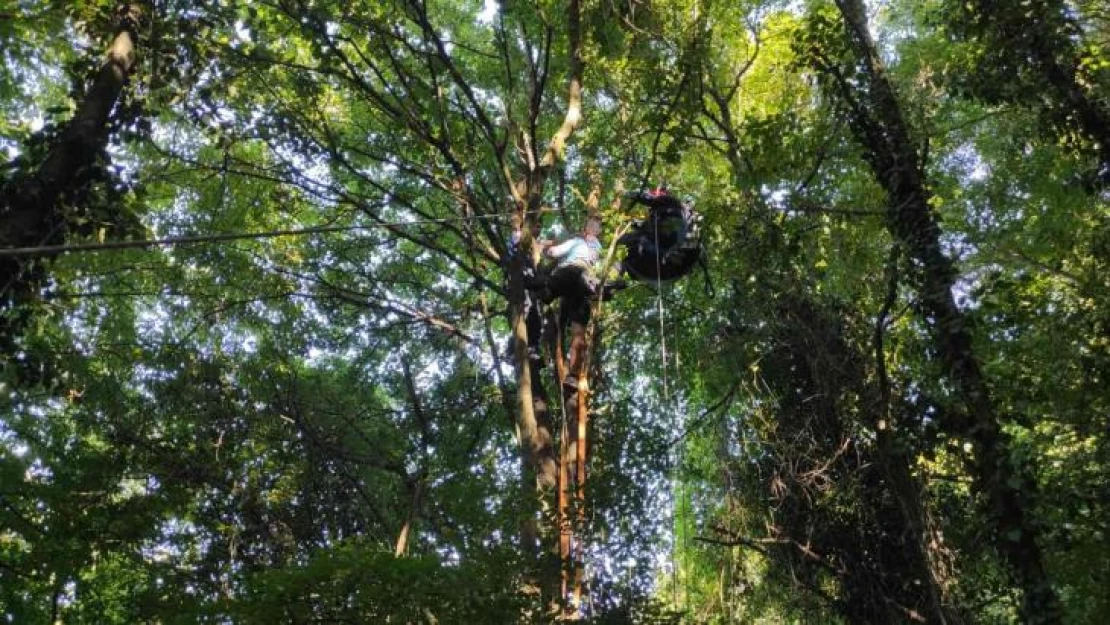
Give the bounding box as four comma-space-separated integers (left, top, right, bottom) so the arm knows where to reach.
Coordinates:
1, 0, 1107, 622
938, 0, 1110, 183
0, 2, 144, 359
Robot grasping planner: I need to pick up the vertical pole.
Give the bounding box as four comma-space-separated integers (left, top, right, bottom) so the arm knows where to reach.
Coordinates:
558, 416, 570, 605
573, 366, 588, 610
552, 316, 574, 617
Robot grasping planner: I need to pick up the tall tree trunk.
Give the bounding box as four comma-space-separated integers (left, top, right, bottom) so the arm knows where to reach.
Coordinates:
875, 250, 965, 625
394, 478, 423, 557
764, 293, 959, 624
702, 55, 960, 622
506, 0, 584, 610
0, 3, 142, 346
826, 2, 1061, 621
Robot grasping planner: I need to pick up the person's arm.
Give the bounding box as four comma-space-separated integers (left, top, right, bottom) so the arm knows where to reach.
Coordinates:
545, 238, 577, 259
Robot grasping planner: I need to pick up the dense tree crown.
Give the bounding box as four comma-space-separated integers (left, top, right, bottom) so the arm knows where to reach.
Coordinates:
1, 0, 1107, 622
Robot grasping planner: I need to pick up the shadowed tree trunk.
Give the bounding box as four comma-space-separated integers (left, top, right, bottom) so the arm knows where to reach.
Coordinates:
699, 41, 962, 622
958, 0, 1110, 182
874, 250, 966, 625
0, 3, 143, 349
766, 293, 964, 624
814, 2, 1062, 621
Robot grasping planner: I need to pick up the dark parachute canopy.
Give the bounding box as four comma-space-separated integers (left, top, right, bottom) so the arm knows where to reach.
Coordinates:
617, 187, 705, 284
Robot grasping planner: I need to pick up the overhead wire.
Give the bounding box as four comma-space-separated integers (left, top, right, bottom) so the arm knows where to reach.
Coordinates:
0, 213, 512, 259
0, 219, 68, 303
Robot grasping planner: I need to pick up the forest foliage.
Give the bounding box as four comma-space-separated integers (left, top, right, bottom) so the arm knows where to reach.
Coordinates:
0, 0, 1107, 623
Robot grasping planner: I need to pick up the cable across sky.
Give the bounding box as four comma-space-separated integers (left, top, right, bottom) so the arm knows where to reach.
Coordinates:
0, 213, 511, 259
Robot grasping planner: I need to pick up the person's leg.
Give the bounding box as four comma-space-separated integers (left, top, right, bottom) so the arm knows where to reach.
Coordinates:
563, 280, 591, 387
525, 291, 544, 365
547, 266, 572, 303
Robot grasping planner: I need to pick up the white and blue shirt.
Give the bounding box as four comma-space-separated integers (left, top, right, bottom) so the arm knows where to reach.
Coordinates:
548, 236, 601, 270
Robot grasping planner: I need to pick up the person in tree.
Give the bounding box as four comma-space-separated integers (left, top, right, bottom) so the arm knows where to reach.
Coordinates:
506, 214, 545, 368
541, 215, 602, 388
617, 184, 706, 284
625, 184, 688, 258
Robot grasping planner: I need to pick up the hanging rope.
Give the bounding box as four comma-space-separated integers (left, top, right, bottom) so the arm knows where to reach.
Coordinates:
651, 213, 692, 613
650, 216, 680, 608
0, 213, 511, 259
